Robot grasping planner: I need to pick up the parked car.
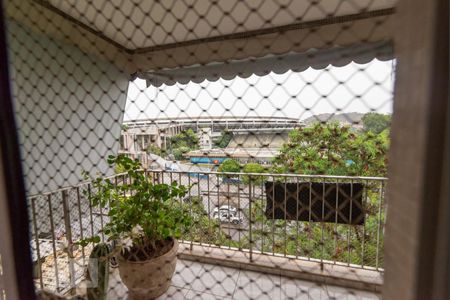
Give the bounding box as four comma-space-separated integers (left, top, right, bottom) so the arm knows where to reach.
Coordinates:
213, 205, 237, 215
213, 211, 243, 225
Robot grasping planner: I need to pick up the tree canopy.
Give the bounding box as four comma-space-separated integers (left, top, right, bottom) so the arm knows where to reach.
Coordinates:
242, 163, 266, 184
146, 144, 166, 157
214, 130, 234, 148
362, 113, 391, 134
273, 122, 389, 176
217, 159, 241, 173
169, 129, 199, 160
170, 129, 199, 149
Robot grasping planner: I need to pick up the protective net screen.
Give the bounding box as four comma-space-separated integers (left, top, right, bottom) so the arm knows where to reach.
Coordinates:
5, 0, 394, 299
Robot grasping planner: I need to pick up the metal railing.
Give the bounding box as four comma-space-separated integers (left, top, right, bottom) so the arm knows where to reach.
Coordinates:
27, 170, 387, 293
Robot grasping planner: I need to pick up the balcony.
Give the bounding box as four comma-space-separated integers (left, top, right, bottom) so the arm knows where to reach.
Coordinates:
105, 258, 380, 299
0, 0, 448, 298
29, 170, 385, 299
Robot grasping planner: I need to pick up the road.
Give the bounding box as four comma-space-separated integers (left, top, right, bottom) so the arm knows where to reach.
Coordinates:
157, 172, 268, 246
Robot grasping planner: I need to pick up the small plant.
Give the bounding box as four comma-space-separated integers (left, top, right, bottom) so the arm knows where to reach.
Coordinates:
242, 162, 266, 185
217, 159, 241, 173
79, 155, 192, 261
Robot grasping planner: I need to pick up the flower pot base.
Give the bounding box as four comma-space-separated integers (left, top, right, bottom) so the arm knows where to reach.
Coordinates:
118, 239, 178, 300
127, 280, 171, 300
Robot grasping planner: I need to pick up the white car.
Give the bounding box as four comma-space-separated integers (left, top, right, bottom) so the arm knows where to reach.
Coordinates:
213, 205, 237, 215
213, 211, 243, 225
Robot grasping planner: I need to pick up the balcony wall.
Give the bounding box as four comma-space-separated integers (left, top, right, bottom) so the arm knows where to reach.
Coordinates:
6, 20, 129, 195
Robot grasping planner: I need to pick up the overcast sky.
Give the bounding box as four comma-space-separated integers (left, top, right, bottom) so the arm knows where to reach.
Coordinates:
124, 59, 394, 122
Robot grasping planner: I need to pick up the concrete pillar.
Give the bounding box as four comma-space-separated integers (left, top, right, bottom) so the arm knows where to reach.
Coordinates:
383, 0, 449, 299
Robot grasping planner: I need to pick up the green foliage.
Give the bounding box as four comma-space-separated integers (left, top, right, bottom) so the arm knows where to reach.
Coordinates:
242, 163, 266, 184
217, 159, 241, 173
121, 124, 129, 132
146, 144, 166, 157
180, 190, 385, 268
362, 113, 391, 134
172, 146, 190, 160
80, 155, 192, 253
170, 129, 199, 149
170, 129, 199, 160
215, 130, 234, 148
182, 196, 232, 245
246, 194, 384, 268
273, 123, 389, 176
114, 163, 126, 174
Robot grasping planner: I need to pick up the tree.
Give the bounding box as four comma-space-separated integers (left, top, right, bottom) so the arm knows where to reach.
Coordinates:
217, 159, 241, 173
270, 123, 389, 268
146, 144, 166, 157
215, 130, 233, 148
172, 146, 190, 161
242, 163, 266, 185
170, 129, 199, 149
362, 113, 391, 134
273, 122, 389, 177
169, 129, 199, 160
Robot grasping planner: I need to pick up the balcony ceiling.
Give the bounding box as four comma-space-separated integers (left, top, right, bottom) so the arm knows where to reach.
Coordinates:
46, 0, 396, 51
7, 0, 396, 77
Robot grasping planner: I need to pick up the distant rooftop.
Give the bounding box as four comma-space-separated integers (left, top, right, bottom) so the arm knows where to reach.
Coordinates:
124, 116, 301, 124
186, 148, 279, 159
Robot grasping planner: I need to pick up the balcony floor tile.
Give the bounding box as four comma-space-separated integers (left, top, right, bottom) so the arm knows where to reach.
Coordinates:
171, 259, 204, 288
106, 259, 380, 300
281, 277, 328, 299
185, 289, 233, 300
156, 286, 190, 299
234, 270, 282, 299
190, 264, 240, 298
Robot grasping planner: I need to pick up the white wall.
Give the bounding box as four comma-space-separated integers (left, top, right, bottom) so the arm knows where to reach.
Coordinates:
6, 20, 130, 195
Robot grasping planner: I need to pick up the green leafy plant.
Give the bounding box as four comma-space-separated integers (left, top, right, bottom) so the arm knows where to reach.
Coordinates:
146, 144, 166, 157
362, 113, 391, 134
217, 158, 241, 173
183, 196, 231, 245
169, 129, 199, 160
172, 146, 191, 160
79, 155, 192, 261
114, 163, 126, 174
245, 195, 385, 268
170, 128, 199, 149
242, 163, 266, 185
273, 122, 389, 176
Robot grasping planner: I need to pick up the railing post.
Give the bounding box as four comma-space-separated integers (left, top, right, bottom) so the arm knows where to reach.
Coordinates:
375, 180, 385, 270
188, 174, 193, 251
62, 190, 76, 291
248, 180, 253, 262
30, 197, 44, 288
47, 194, 60, 290
75, 187, 86, 267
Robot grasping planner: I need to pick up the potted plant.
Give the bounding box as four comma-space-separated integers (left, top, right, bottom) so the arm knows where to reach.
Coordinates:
79, 155, 191, 299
